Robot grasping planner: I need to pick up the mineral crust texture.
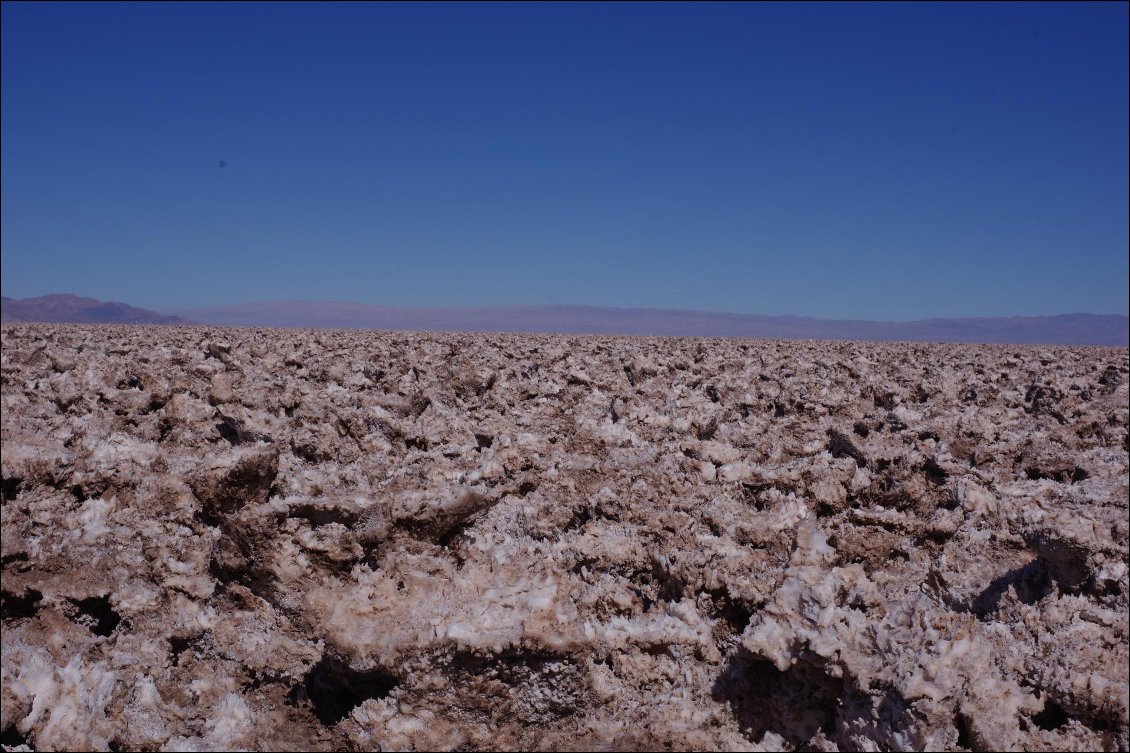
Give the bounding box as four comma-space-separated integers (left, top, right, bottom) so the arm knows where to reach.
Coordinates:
1, 323, 1127, 751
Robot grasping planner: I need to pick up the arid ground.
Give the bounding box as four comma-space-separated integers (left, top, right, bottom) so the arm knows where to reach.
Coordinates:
1, 324, 1127, 751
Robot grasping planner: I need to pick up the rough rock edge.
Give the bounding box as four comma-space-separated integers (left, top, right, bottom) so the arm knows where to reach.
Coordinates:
1, 323, 1127, 752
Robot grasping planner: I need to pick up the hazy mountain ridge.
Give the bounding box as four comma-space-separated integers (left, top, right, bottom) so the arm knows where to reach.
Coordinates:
2, 294, 1125, 345
173, 300, 1128, 346
1, 294, 188, 325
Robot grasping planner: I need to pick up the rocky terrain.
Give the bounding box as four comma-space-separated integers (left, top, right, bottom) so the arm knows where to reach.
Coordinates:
1, 323, 1127, 752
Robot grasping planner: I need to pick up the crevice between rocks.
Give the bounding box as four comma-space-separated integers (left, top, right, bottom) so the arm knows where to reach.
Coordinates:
288, 653, 400, 726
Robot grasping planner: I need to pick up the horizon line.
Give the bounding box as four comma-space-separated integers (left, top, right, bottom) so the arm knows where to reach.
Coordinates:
4, 291, 1128, 326
167, 298, 1130, 325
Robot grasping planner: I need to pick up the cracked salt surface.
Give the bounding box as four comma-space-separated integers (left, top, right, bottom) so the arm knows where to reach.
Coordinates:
1, 323, 1127, 751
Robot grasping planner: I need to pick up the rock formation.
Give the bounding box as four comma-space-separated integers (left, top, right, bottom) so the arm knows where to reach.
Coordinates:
2, 323, 1127, 751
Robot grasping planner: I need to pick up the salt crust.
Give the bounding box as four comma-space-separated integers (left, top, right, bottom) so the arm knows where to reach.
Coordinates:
1, 324, 1127, 751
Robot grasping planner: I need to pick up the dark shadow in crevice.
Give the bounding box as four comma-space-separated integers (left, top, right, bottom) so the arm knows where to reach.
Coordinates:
168, 632, 207, 666
1026, 535, 1090, 591
1033, 699, 1070, 731
208, 554, 277, 605
70, 594, 121, 637
404, 436, 429, 452
704, 587, 754, 635
972, 559, 1054, 617
1, 588, 42, 621
169, 635, 193, 663
1025, 464, 1085, 484
563, 505, 592, 533
194, 508, 222, 528
290, 441, 327, 463
216, 417, 244, 445
435, 519, 473, 551
652, 559, 686, 604
1, 551, 29, 567
286, 504, 359, 528
955, 712, 976, 751
1, 725, 32, 750
205, 521, 283, 604
288, 653, 400, 726
923, 458, 949, 485
972, 538, 1090, 619
827, 429, 867, 468
444, 648, 582, 719
712, 649, 841, 748
1, 476, 22, 502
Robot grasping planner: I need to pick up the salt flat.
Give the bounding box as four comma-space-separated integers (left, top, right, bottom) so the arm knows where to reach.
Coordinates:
1, 323, 1127, 751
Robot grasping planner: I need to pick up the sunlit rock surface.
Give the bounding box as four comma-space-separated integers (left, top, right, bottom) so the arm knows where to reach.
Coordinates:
2, 323, 1127, 751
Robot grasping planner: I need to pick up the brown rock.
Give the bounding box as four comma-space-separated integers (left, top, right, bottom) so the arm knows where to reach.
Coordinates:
1, 323, 1126, 752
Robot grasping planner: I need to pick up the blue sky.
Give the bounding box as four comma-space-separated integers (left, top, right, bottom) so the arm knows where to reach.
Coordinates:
2, 1, 1127, 320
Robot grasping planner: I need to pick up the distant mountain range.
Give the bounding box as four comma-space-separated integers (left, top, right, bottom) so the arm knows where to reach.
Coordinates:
1, 294, 187, 325
171, 301, 1128, 345
2, 294, 1126, 345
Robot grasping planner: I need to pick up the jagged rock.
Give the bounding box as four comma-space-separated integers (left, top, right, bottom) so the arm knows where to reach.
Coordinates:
1, 323, 1127, 752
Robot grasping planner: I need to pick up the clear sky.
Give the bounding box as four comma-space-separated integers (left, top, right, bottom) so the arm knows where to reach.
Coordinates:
2, 1, 1127, 320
